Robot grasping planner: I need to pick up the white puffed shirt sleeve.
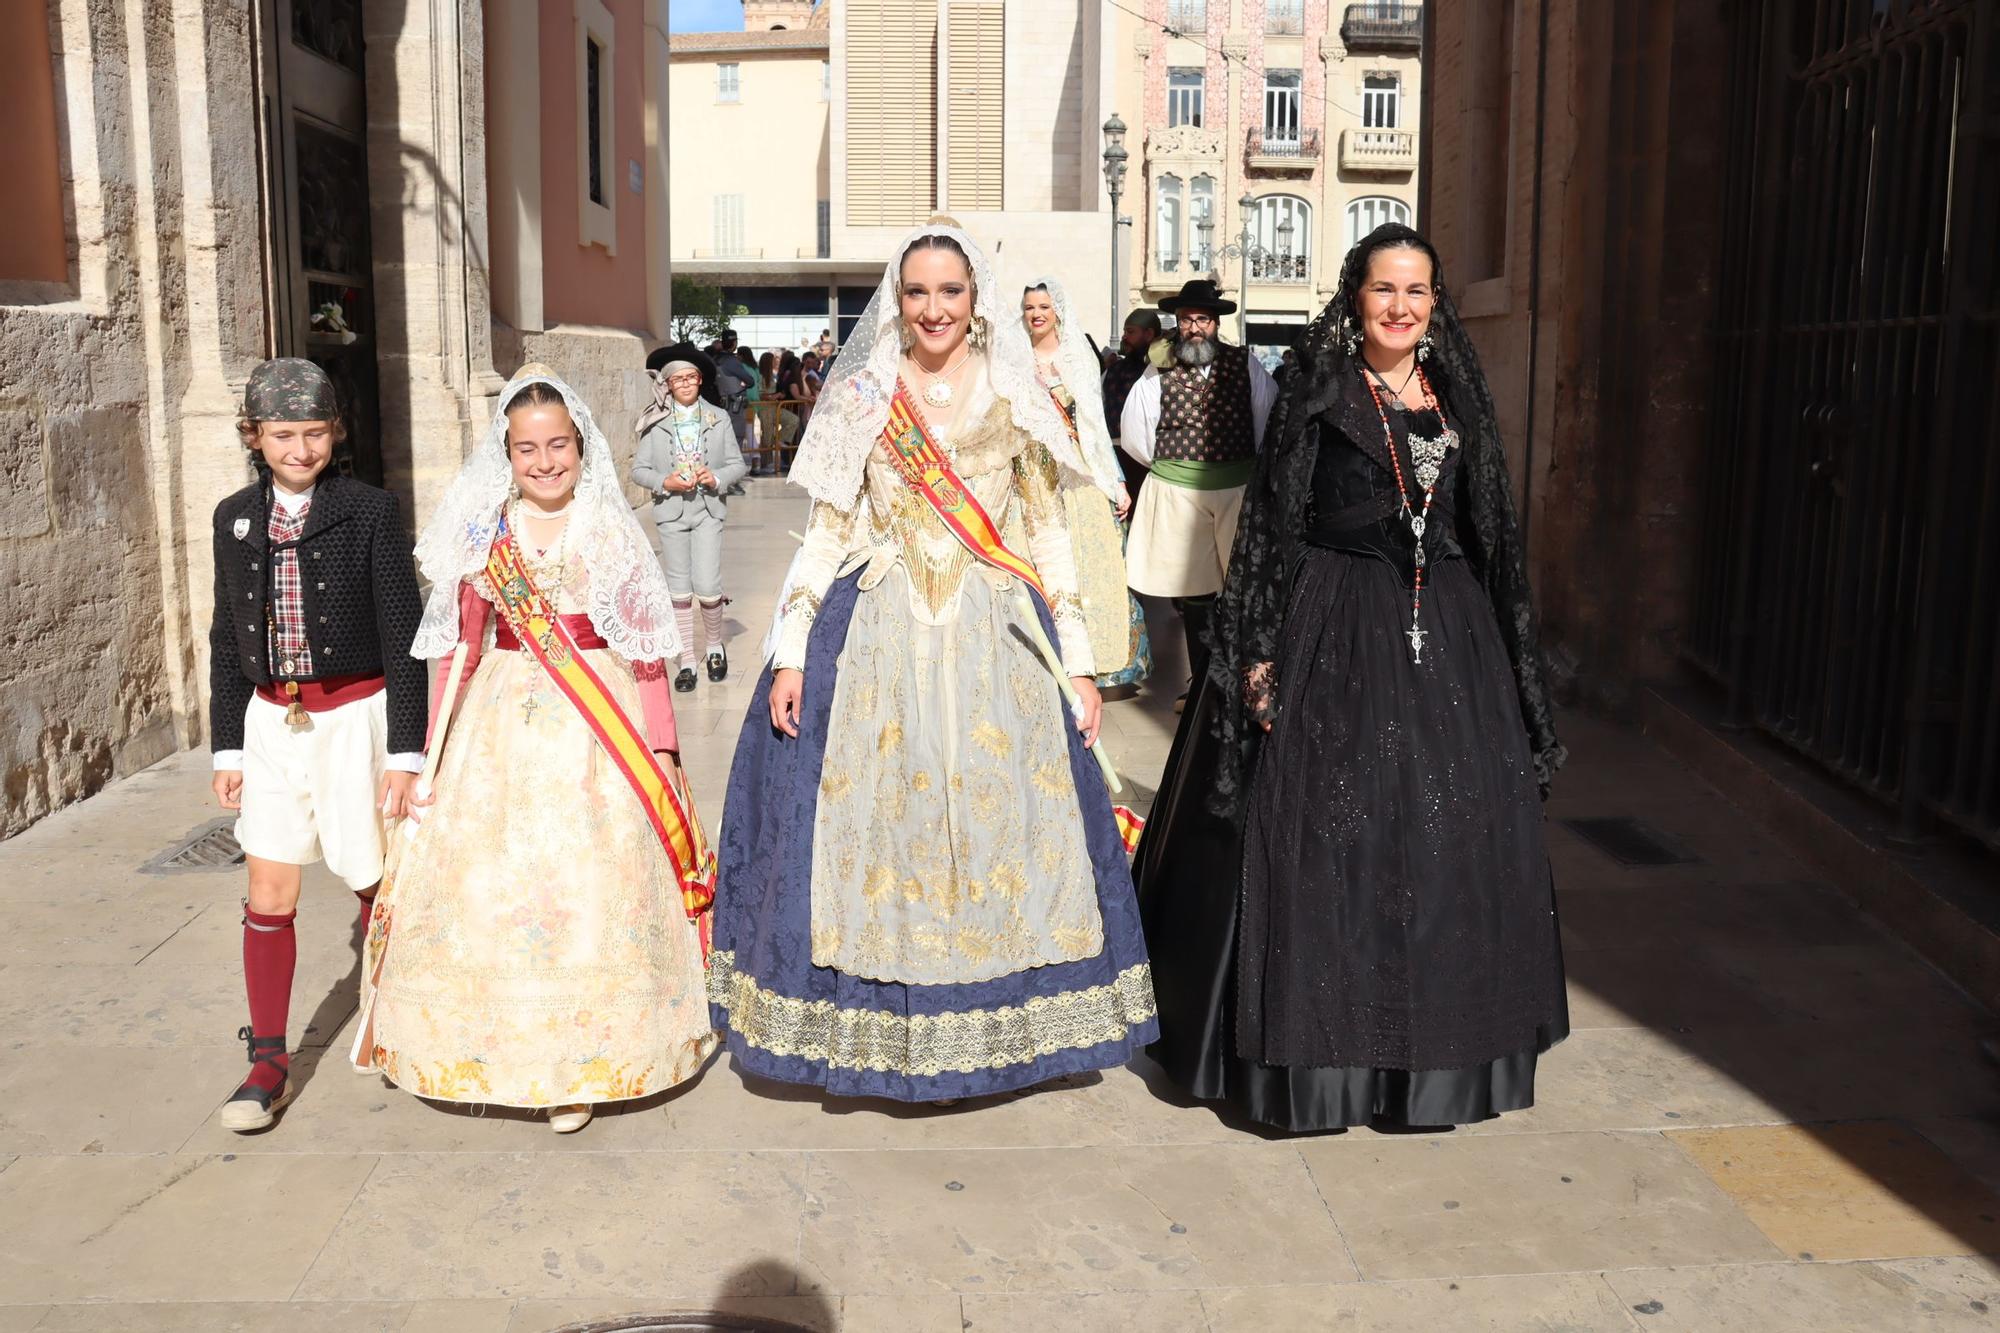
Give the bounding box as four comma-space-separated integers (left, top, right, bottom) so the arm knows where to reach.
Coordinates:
1014, 443, 1095, 678
1117, 368, 1163, 467
771, 496, 863, 672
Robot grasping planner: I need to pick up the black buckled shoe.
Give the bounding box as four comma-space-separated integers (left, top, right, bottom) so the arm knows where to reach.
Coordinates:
674, 666, 698, 693
705, 650, 729, 683
219, 1027, 294, 1132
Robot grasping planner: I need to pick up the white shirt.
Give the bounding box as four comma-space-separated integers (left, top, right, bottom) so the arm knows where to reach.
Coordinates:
1117, 352, 1279, 468
215, 481, 423, 775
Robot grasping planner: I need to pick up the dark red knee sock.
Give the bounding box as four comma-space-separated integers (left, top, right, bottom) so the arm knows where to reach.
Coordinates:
241, 907, 296, 1091
355, 889, 377, 933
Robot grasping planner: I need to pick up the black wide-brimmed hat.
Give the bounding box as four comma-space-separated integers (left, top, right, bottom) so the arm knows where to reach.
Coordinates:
1159, 278, 1237, 316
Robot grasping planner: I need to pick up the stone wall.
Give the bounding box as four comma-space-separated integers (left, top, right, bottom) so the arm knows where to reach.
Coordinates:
0, 0, 269, 838
1422, 0, 1728, 708
0, 0, 498, 840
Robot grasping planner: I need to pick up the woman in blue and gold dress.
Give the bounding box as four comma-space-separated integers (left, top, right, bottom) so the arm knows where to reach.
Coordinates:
708, 221, 1157, 1101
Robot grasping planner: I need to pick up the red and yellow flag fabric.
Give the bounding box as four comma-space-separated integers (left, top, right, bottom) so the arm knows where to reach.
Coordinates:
484, 524, 717, 931
879, 383, 1049, 602
1112, 805, 1146, 854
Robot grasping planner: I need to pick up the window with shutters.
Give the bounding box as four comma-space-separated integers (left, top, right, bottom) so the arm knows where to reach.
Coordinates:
718, 63, 741, 102
1189, 175, 1216, 269
1168, 69, 1204, 129
844, 0, 939, 227
1247, 195, 1311, 283
1362, 74, 1400, 129
713, 194, 746, 256
1156, 174, 1183, 272
1346, 195, 1411, 248
574, 0, 616, 253
945, 0, 1003, 211
1263, 70, 1302, 148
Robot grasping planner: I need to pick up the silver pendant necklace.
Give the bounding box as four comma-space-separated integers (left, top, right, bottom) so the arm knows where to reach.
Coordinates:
916, 347, 972, 408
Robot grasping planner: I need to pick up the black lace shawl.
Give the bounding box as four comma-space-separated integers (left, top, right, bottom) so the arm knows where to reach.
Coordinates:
1204, 224, 1567, 811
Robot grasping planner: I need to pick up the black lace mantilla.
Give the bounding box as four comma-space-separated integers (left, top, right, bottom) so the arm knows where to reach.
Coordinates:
1204, 224, 1567, 811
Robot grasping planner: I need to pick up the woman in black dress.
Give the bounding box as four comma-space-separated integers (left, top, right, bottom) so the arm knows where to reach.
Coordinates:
1136, 223, 1568, 1133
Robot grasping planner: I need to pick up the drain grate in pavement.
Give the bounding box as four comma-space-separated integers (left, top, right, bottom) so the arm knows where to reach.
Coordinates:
141, 819, 246, 874
1560, 816, 1700, 867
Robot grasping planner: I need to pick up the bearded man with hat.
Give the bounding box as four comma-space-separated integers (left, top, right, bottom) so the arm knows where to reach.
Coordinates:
1119, 279, 1278, 696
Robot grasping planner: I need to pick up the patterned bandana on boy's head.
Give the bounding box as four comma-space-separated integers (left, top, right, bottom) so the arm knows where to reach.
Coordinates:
244, 358, 338, 422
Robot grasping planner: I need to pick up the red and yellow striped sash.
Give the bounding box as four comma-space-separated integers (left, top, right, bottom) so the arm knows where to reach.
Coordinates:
484, 525, 717, 930
879, 383, 1048, 602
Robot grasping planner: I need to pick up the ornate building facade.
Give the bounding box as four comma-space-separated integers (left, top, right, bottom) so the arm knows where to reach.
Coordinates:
1115, 0, 1424, 354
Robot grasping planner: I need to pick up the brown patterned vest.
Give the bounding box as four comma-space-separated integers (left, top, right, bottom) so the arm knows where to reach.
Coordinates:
1154, 346, 1256, 463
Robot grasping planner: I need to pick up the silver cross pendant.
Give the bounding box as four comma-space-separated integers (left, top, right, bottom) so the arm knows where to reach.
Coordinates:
1407, 621, 1427, 664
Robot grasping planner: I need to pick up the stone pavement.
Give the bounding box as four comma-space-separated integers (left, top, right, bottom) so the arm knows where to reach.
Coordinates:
3, 478, 1999, 1332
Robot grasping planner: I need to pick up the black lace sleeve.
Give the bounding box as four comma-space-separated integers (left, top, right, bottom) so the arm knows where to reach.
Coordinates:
1201, 338, 1336, 815
1448, 384, 1567, 795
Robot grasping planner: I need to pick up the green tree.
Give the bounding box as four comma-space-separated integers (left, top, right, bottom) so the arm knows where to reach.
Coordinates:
670, 276, 746, 344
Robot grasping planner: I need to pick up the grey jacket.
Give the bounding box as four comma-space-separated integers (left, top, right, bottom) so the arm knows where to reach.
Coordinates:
631, 400, 749, 523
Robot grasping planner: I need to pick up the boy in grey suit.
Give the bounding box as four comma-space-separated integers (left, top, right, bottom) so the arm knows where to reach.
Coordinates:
633, 360, 750, 690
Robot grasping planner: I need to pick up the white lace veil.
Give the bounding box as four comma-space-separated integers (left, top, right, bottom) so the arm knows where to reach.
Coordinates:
1023, 274, 1122, 496
410, 367, 683, 664
786, 222, 1119, 509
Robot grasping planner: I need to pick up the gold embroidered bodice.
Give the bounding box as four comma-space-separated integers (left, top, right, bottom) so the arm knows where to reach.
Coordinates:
772, 391, 1092, 675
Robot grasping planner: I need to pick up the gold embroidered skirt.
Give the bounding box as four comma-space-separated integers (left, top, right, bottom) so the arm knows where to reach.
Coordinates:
709, 568, 1158, 1102
361, 648, 717, 1107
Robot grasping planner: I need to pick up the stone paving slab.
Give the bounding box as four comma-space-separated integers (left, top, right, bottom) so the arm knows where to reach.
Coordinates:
1672, 1121, 2000, 1262
5, 478, 2000, 1329
1299, 1130, 1786, 1278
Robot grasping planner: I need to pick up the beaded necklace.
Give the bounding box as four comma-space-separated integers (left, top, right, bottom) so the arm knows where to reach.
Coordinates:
1362, 364, 1457, 664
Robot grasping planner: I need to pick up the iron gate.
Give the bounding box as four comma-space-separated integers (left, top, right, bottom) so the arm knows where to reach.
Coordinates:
1690, 0, 2000, 850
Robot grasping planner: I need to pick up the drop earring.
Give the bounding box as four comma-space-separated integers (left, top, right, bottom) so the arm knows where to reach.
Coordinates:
1416, 330, 1435, 362
1340, 317, 1362, 356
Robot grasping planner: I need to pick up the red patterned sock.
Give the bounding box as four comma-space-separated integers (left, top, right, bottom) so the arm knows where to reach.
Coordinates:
355, 889, 377, 933
241, 907, 296, 1091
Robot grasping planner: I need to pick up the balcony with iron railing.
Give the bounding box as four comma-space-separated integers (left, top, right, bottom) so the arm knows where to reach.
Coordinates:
1165, 0, 1206, 33
1340, 2, 1423, 51
1265, 0, 1304, 35
1246, 126, 1321, 172
1247, 252, 1311, 285
1339, 127, 1417, 173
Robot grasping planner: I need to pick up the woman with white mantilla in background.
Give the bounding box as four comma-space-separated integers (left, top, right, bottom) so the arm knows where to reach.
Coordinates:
1022, 277, 1153, 698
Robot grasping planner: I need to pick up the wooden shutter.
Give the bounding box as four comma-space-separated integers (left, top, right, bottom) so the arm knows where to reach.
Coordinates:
845, 0, 938, 226
945, 1, 1003, 211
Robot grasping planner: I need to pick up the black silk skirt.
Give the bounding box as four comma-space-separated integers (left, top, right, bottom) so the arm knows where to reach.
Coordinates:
1136, 548, 1567, 1132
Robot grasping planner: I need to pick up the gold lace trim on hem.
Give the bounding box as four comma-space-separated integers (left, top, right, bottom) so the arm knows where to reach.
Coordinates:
367, 1032, 718, 1107
705, 950, 1156, 1076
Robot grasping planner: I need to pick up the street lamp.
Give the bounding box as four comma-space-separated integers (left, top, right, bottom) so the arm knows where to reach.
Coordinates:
1101, 115, 1129, 344
1204, 192, 1280, 344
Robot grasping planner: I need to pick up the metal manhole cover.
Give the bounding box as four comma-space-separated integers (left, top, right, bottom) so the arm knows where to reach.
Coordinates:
1560, 816, 1699, 867
140, 818, 246, 873
543, 1316, 817, 1333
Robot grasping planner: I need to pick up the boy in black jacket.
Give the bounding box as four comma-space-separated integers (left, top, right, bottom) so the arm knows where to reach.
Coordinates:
208, 359, 427, 1130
